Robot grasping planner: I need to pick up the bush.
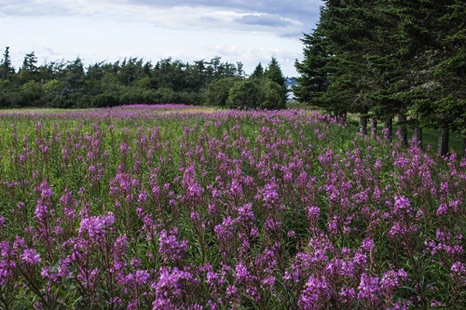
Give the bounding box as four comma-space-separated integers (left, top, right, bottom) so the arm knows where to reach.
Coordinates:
203, 77, 242, 107
228, 78, 287, 110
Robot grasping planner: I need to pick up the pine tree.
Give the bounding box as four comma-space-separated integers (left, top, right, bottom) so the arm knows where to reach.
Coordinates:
251, 63, 264, 79
18, 52, 38, 83
294, 25, 330, 109
402, 0, 464, 155
265, 57, 287, 104
321, 0, 383, 133
0, 46, 15, 80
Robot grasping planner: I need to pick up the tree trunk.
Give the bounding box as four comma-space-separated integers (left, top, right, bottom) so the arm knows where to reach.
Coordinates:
384, 117, 392, 141
371, 118, 377, 137
397, 113, 408, 146
438, 122, 449, 156
360, 115, 368, 135
413, 126, 423, 148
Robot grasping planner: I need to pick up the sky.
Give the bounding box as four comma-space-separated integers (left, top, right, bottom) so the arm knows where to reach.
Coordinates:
1, 0, 323, 77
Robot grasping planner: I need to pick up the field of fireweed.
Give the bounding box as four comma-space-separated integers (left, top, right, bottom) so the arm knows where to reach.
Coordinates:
0, 104, 465, 309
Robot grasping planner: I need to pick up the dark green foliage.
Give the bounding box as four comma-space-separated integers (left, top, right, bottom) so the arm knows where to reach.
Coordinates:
203, 77, 242, 107
0, 47, 15, 80
0, 52, 246, 108
228, 78, 287, 110
295, 0, 466, 155
251, 63, 265, 79
229, 57, 288, 110
294, 27, 329, 107
265, 57, 288, 104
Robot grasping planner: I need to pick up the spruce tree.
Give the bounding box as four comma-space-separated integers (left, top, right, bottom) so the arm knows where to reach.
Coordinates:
294, 25, 333, 111
251, 63, 264, 79
265, 57, 287, 104
0, 46, 15, 80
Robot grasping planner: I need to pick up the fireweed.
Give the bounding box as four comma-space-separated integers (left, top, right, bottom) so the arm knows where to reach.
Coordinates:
0, 105, 465, 309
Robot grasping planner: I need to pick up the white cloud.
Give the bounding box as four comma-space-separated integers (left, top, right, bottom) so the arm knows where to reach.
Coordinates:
0, 0, 321, 76
1, 0, 320, 36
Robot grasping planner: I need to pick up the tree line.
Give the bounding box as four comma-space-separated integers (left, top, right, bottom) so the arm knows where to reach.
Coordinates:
0, 48, 287, 110
293, 0, 465, 156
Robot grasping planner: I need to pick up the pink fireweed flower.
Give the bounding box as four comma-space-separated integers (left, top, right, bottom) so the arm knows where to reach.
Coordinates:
79, 212, 115, 241
34, 204, 48, 221
307, 206, 320, 221
360, 238, 375, 253
21, 248, 41, 265
262, 182, 279, 204
158, 228, 188, 263
299, 275, 331, 309
393, 195, 413, 216
152, 267, 192, 303
436, 204, 448, 217
380, 269, 408, 291
357, 273, 380, 305
450, 261, 466, 284
226, 285, 238, 299
230, 179, 243, 196
126, 269, 151, 286
234, 262, 250, 282
138, 190, 148, 203
339, 287, 356, 304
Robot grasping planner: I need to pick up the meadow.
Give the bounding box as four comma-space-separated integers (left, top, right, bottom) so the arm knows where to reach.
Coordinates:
0, 104, 465, 309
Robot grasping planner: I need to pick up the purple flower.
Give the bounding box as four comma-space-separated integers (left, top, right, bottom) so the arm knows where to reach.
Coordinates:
339, 287, 356, 304
21, 248, 41, 265
226, 285, 238, 299
159, 228, 188, 263
299, 275, 331, 309
263, 182, 279, 204
360, 238, 375, 253
34, 204, 48, 221
450, 261, 466, 284
152, 267, 192, 302
126, 269, 150, 286
138, 190, 148, 203
380, 269, 408, 291
234, 262, 250, 282
230, 179, 243, 196
436, 204, 448, 217
79, 212, 115, 241
393, 195, 412, 216
307, 206, 320, 221
357, 273, 380, 305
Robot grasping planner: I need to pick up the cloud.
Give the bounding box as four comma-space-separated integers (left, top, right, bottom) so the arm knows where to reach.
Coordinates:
129, 0, 321, 22
0, 0, 321, 37
204, 44, 302, 76
235, 14, 294, 27
1, 0, 317, 76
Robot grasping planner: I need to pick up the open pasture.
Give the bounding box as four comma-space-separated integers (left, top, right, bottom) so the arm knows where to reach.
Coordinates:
0, 105, 465, 309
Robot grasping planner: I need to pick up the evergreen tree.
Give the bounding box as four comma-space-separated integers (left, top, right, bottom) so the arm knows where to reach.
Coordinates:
329, 0, 386, 133
265, 57, 287, 104
402, 0, 464, 155
18, 52, 38, 83
0, 47, 15, 80
294, 24, 334, 113
250, 63, 264, 79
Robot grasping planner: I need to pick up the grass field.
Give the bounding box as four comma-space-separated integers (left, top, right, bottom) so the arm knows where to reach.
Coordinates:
0, 104, 465, 309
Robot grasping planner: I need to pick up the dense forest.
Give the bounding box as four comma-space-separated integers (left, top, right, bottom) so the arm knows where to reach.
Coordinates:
0, 50, 287, 110
294, 0, 465, 155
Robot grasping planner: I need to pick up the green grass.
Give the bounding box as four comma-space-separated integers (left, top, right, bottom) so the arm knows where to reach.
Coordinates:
343, 113, 464, 154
